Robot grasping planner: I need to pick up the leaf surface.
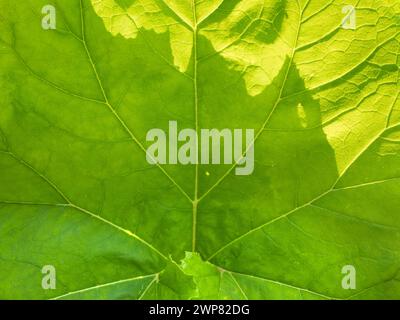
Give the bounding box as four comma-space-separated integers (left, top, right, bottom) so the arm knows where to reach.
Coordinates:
0, 0, 399, 299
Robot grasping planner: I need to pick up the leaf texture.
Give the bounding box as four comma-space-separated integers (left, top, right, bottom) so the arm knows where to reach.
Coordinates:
0, 0, 399, 300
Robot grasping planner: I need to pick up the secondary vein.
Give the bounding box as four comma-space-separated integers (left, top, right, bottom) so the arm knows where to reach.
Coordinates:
79, 0, 192, 203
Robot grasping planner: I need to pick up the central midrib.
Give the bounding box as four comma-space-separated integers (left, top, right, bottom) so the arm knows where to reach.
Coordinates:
191, 0, 199, 252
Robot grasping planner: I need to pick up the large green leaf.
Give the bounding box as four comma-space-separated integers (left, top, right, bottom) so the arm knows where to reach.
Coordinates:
0, 0, 399, 300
